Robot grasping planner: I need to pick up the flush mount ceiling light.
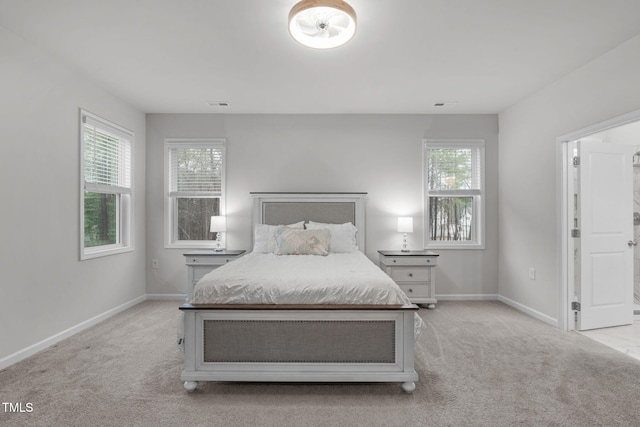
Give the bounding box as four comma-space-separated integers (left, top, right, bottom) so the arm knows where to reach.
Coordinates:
288, 0, 357, 49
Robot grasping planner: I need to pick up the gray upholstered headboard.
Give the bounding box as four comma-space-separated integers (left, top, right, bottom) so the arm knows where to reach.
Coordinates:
251, 193, 367, 250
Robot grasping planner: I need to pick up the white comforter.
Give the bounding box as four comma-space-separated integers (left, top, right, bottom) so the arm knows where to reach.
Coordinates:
190, 252, 425, 339
192, 251, 411, 305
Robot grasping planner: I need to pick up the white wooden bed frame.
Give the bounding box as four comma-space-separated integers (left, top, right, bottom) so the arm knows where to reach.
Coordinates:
179, 193, 419, 393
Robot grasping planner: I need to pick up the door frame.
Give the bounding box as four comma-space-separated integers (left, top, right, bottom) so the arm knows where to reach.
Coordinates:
557, 109, 640, 330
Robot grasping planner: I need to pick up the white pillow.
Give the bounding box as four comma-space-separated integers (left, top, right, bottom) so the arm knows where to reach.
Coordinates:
252, 221, 305, 253
306, 221, 358, 253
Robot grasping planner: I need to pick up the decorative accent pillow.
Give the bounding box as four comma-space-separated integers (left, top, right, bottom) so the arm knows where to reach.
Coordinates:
275, 228, 331, 256
306, 221, 358, 253
253, 221, 305, 253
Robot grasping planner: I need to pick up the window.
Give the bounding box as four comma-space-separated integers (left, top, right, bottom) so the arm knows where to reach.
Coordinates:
165, 139, 225, 247
80, 110, 134, 259
424, 139, 485, 249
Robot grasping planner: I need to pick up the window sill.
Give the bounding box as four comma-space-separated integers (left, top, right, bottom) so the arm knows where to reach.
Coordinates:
81, 245, 134, 260
425, 244, 485, 250
165, 242, 219, 250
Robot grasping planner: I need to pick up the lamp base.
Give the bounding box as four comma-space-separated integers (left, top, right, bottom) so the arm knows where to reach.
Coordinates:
214, 233, 224, 252
400, 233, 409, 252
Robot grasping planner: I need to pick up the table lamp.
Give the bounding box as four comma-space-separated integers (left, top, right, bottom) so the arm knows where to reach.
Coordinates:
397, 217, 413, 252
210, 216, 227, 251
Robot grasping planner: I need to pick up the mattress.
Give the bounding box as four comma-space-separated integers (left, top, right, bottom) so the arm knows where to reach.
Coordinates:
190, 251, 426, 339
192, 251, 412, 305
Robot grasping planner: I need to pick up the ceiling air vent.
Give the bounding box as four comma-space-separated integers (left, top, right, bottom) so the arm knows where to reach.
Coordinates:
434, 102, 458, 108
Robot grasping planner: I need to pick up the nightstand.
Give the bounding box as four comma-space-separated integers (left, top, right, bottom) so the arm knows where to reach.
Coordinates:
378, 250, 439, 308
183, 250, 246, 300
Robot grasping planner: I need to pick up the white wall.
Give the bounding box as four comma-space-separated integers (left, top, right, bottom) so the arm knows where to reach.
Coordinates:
498, 35, 640, 323
0, 26, 146, 362
146, 114, 499, 298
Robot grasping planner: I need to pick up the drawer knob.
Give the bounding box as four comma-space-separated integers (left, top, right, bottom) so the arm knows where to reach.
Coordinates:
408, 273, 413, 277
393, 259, 397, 263
225, 259, 230, 263
407, 288, 413, 293
192, 259, 198, 262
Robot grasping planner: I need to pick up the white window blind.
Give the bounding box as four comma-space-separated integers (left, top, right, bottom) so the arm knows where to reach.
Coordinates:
168, 144, 223, 197
83, 115, 132, 194
426, 146, 482, 193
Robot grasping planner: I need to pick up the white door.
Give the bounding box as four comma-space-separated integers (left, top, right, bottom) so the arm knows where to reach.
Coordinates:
576, 140, 634, 330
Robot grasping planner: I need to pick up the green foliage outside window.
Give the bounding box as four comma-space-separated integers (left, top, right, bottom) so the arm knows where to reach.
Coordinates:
84, 192, 117, 247
429, 196, 473, 241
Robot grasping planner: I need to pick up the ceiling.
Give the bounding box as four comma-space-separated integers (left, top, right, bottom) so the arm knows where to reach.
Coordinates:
2, 0, 640, 114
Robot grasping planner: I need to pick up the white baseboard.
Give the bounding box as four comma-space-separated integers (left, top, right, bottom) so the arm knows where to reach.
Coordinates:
498, 295, 558, 328
437, 294, 499, 301
146, 293, 186, 301
0, 295, 146, 371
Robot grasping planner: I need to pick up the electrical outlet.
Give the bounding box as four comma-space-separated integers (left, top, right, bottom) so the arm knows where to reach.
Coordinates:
529, 268, 536, 280
152, 259, 159, 269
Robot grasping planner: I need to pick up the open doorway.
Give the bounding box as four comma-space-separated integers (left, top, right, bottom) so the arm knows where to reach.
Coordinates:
558, 110, 640, 331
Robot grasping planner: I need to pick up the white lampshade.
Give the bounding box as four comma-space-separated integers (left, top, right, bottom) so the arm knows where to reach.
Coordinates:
210, 216, 227, 233
288, 0, 357, 49
397, 217, 413, 233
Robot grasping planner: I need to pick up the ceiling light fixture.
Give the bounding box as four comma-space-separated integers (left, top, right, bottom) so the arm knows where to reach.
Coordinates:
288, 0, 357, 49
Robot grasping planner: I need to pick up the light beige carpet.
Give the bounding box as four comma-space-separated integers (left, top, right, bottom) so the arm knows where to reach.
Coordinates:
1, 300, 639, 426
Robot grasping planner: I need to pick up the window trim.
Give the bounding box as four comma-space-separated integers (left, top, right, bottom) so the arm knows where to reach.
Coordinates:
164, 138, 226, 248
79, 109, 134, 260
423, 139, 485, 250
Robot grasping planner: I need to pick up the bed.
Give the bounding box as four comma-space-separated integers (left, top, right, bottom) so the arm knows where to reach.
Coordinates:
179, 192, 422, 393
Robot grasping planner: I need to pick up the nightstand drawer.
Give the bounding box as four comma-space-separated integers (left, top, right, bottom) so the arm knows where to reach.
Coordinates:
192, 266, 216, 283
185, 256, 232, 266
380, 256, 438, 267
398, 283, 431, 298
389, 267, 430, 282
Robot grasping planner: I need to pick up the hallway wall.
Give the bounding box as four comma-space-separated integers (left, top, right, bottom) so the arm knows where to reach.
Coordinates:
498, 34, 640, 325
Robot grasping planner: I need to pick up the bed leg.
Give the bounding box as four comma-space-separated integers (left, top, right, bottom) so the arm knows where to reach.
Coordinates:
184, 381, 198, 392
401, 382, 416, 393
